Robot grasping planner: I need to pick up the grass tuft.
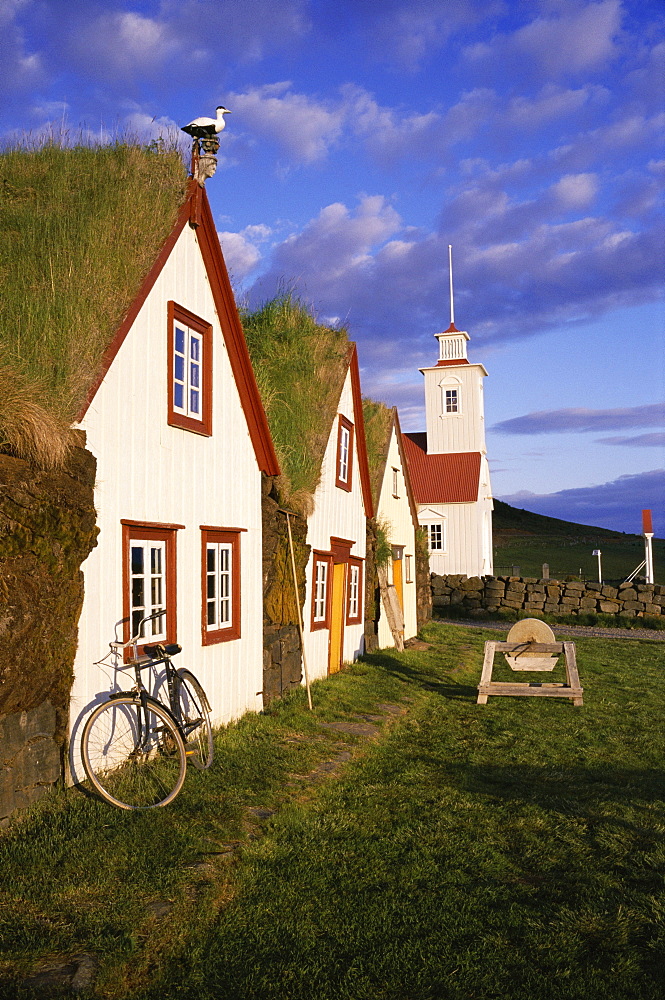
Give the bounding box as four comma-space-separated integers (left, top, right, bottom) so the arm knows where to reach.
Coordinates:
241, 293, 351, 513
0, 137, 187, 466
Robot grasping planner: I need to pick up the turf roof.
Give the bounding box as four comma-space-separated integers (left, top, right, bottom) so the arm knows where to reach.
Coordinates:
240, 294, 351, 513
362, 397, 395, 509
0, 140, 187, 466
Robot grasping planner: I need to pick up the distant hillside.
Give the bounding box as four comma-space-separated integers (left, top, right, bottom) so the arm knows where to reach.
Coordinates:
493, 499, 663, 584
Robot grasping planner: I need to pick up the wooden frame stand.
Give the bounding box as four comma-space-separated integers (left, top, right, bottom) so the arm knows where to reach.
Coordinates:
477, 642, 583, 706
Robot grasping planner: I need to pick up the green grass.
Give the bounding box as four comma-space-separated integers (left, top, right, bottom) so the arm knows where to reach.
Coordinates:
240, 293, 351, 512
493, 500, 664, 584
0, 140, 187, 464
0, 624, 663, 999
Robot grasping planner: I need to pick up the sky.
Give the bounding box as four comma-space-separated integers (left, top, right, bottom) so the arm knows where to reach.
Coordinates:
2, 0, 663, 535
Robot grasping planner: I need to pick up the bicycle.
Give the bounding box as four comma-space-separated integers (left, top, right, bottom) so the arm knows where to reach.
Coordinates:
81, 611, 214, 810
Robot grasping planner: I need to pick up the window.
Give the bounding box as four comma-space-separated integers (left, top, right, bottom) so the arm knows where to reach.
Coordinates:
426, 523, 444, 551
168, 301, 212, 435
201, 528, 241, 643
405, 554, 413, 583
440, 377, 462, 417
311, 553, 332, 629
122, 521, 180, 653
335, 415, 354, 492
346, 558, 363, 624
445, 388, 458, 413
392, 467, 399, 497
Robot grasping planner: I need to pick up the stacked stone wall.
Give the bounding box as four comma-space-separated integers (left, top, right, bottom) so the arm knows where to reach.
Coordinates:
431, 574, 665, 620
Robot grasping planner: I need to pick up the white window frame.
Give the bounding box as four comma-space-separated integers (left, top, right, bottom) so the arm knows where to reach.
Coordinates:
426, 522, 445, 552
205, 541, 233, 632
405, 554, 413, 583
348, 563, 360, 620
338, 424, 350, 484
129, 539, 167, 642
440, 376, 462, 417
313, 558, 329, 624
173, 322, 204, 421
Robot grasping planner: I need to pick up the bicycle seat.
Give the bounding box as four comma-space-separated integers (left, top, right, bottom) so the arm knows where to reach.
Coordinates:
144, 643, 182, 658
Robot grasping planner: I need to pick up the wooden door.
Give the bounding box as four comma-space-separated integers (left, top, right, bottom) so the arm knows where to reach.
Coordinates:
328, 561, 346, 674
392, 547, 404, 611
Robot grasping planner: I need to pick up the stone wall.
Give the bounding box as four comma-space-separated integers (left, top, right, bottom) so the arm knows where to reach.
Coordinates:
261, 475, 310, 707
431, 573, 665, 619
0, 442, 98, 825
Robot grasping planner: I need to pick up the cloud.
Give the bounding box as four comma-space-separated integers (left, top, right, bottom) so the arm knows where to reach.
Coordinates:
227, 83, 345, 164
597, 432, 665, 448
219, 224, 272, 284
250, 194, 402, 302
0, 0, 44, 99
498, 469, 665, 535
465, 0, 623, 81
492, 404, 665, 435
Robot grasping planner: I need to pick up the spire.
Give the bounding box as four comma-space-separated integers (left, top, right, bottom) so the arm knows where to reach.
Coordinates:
434, 243, 467, 361
447, 244, 458, 333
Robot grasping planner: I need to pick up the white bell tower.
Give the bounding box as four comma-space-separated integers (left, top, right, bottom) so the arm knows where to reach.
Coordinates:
420, 247, 488, 457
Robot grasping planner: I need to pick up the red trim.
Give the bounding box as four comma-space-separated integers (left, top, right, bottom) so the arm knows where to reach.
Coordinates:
346, 556, 363, 625
200, 525, 247, 532
167, 301, 213, 436
443, 322, 459, 333
122, 522, 178, 658
201, 528, 241, 644
120, 519, 185, 530
436, 358, 469, 366
195, 188, 280, 476
335, 415, 354, 492
348, 344, 374, 518
77, 180, 280, 477
330, 537, 353, 562
311, 551, 333, 631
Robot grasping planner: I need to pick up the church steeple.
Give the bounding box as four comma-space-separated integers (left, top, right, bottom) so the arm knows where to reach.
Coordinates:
419, 246, 488, 455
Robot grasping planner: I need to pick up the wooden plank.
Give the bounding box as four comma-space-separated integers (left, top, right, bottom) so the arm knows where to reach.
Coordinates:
493, 642, 564, 653
476, 641, 496, 704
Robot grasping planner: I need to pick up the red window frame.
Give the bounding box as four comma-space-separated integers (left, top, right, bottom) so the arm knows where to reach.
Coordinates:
121, 520, 181, 658
201, 527, 242, 644
346, 556, 364, 625
335, 415, 354, 492
168, 301, 213, 436
311, 551, 333, 631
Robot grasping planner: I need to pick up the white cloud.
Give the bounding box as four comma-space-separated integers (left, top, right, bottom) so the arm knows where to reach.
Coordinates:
228, 82, 345, 164
551, 172, 599, 210
219, 224, 272, 284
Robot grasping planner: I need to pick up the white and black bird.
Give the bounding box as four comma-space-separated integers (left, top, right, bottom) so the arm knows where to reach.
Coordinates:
181, 106, 232, 139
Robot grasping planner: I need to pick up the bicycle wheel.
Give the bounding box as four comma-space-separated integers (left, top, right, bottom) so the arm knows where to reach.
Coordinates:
81, 695, 187, 809
174, 669, 214, 769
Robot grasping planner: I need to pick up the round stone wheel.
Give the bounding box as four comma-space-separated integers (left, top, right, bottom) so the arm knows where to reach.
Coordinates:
504, 618, 559, 671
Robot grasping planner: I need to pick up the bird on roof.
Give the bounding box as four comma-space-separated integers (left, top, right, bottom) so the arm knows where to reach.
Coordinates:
181, 106, 231, 139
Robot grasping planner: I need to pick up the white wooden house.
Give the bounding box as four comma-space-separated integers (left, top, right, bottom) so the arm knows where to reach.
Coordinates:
403, 322, 493, 577
68, 180, 279, 780
372, 409, 420, 649
302, 345, 374, 680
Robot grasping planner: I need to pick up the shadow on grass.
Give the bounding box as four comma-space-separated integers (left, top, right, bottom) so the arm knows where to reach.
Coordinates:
363, 650, 478, 700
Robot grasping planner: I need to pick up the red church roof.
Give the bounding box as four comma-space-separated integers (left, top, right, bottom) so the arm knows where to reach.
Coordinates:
402, 433, 481, 504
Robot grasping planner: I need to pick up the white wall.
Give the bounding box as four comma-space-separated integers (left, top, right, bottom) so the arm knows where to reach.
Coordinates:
69, 223, 265, 782
303, 369, 367, 680
376, 425, 419, 648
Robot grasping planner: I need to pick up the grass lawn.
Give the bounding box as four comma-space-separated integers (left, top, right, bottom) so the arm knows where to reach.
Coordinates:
1, 623, 663, 999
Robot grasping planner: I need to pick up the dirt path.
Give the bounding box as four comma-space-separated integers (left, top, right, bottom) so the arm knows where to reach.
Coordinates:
442, 618, 665, 641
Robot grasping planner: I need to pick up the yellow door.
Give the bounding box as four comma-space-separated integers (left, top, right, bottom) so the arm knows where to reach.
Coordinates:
328, 561, 346, 674
392, 549, 404, 611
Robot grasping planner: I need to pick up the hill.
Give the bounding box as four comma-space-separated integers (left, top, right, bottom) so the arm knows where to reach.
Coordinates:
493, 499, 663, 583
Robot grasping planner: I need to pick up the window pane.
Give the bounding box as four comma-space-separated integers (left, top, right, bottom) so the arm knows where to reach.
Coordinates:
174, 355, 185, 382
190, 389, 200, 414
190, 337, 200, 362
207, 601, 216, 625
131, 545, 144, 576
174, 383, 184, 409
175, 327, 185, 354
190, 363, 199, 389
151, 577, 162, 606
151, 547, 162, 574
207, 575, 215, 599
132, 610, 143, 639
207, 548, 216, 572
132, 578, 144, 608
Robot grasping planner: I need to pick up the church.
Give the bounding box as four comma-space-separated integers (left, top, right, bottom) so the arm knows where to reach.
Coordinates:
402, 293, 494, 578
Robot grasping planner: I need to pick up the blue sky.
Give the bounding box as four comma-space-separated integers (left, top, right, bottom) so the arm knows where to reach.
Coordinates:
2, 0, 663, 534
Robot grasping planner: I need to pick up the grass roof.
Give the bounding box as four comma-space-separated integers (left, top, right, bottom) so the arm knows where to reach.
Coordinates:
240, 294, 351, 514
362, 398, 394, 508
0, 140, 187, 466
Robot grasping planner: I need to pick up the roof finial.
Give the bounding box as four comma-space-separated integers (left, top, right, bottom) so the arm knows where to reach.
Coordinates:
448, 244, 455, 328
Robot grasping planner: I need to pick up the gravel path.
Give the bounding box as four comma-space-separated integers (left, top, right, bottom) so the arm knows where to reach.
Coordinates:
442, 619, 665, 641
